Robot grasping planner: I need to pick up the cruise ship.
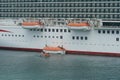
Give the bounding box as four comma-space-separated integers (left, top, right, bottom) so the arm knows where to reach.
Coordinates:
0, 0, 120, 56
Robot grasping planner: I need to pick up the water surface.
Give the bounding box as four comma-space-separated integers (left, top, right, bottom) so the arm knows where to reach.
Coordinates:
0, 50, 120, 80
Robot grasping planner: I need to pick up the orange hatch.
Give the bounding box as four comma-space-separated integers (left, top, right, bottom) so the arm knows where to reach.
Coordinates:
67, 22, 90, 27
43, 46, 65, 51
22, 22, 42, 26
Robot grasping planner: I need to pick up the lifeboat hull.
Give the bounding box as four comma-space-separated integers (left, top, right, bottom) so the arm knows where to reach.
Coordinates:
68, 26, 90, 30
22, 21, 43, 29
43, 46, 66, 54
43, 50, 65, 54
22, 26, 42, 29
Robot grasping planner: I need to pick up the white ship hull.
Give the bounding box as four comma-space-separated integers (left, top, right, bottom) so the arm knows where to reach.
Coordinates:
0, 18, 120, 57
0, 25, 120, 57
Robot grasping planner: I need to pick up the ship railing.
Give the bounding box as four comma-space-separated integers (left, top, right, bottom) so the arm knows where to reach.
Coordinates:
41, 18, 67, 27
0, 18, 102, 27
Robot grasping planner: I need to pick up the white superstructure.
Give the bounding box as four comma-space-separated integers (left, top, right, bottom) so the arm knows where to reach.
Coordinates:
0, 18, 120, 56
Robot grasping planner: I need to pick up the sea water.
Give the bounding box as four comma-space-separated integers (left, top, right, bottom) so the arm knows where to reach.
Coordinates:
0, 50, 120, 80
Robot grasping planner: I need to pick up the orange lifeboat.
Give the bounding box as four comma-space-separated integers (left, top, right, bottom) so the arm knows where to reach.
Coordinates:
68, 22, 90, 27
22, 21, 43, 29
43, 46, 66, 54
67, 22, 90, 30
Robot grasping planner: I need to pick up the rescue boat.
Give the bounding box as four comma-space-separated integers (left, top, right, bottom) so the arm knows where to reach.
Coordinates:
67, 22, 90, 30
22, 21, 43, 29
43, 46, 66, 54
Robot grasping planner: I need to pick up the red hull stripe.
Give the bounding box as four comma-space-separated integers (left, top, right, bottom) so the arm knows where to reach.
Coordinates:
0, 30, 11, 33
66, 50, 120, 57
0, 46, 42, 52
0, 46, 120, 57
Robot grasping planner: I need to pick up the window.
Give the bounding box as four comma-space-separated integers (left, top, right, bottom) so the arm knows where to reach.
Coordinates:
68, 30, 71, 32
112, 30, 114, 34
33, 29, 36, 31
56, 29, 58, 32
107, 30, 110, 34
72, 36, 75, 40
48, 29, 51, 32
33, 35, 36, 37
76, 36, 79, 40
5, 34, 7, 36
98, 30, 101, 33
56, 36, 58, 38
45, 29, 48, 32
37, 29, 40, 31
116, 38, 119, 41
41, 36, 43, 38
60, 36, 63, 39
52, 29, 55, 32
116, 31, 119, 34
37, 35, 39, 38
60, 29, 63, 32
103, 30, 105, 34
85, 37, 88, 40
81, 37, 83, 40
64, 29, 67, 32
41, 29, 43, 32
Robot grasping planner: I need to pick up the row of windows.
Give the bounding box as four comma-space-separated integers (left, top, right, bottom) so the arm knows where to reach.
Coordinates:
1, 3, 120, 7
1, 14, 120, 18
33, 35, 63, 39
1, 34, 119, 43
0, 0, 119, 2
1, 34, 25, 37
1, 9, 120, 13
30, 29, 71, 33
72, 36, 88, 40
98, 30, 120, 34
1, 34, 64, 39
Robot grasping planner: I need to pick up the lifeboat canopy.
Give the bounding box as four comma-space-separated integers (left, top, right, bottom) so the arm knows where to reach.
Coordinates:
22, 21, 43, 29
43, 46, 66, 54
67, 22, 91, 30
